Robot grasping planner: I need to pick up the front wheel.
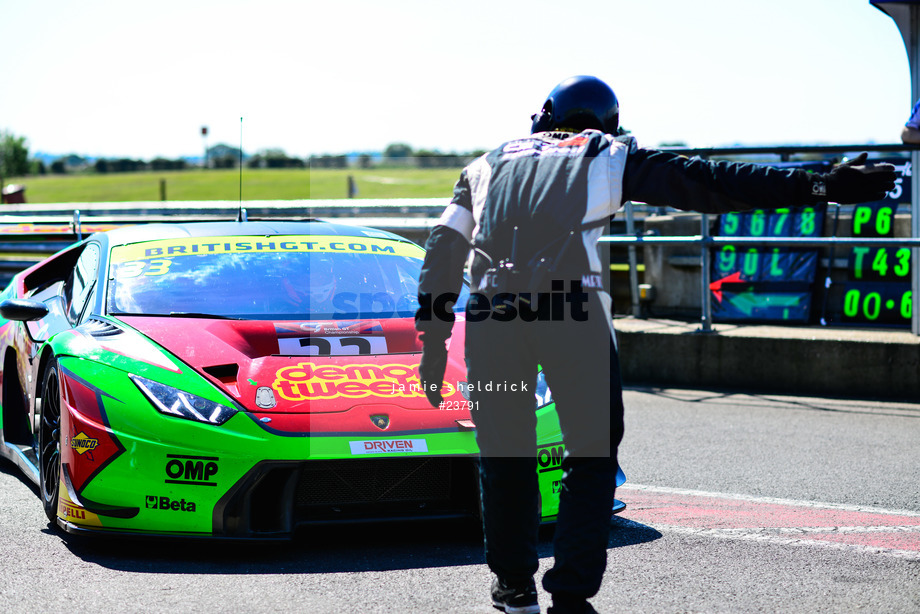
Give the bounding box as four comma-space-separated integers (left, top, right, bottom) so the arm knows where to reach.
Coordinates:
38, 358, 62, 523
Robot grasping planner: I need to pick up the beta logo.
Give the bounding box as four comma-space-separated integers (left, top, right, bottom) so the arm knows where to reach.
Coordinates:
165, 455, 219, 486
146, 495, 197, 512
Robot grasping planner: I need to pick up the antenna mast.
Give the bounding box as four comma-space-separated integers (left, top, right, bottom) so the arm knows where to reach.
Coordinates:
237, 117, 247, 222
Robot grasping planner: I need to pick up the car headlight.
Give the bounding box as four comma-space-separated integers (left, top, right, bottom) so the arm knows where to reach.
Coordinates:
131, 375, 237, 425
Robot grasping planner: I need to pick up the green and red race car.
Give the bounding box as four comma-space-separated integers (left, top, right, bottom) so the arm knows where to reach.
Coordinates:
0, 219, 624, 538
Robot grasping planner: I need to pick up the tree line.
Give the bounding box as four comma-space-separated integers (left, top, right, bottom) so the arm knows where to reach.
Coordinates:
0, 131, 486, 180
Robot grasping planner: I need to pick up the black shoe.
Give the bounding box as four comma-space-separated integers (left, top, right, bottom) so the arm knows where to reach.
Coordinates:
491, 577, 540, 614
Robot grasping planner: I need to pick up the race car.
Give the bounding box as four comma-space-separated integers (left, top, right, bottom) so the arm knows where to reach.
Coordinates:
0, 219, 624, 538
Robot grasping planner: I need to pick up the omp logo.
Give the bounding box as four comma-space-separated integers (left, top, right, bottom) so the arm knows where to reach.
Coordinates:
537, 443, 564, 473
146, 496, 197, 512
272, 362, 423, 402
165, 455, 219, 486
71, 432, 98, 455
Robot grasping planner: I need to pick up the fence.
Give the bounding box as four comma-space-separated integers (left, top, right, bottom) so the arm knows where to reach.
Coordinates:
1, 142, 918, 333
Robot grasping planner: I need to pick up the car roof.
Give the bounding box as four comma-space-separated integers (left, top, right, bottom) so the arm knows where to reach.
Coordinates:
92, 220, 413, 247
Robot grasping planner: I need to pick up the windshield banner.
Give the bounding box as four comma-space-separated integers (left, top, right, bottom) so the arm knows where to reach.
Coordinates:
111, 235, 423, 263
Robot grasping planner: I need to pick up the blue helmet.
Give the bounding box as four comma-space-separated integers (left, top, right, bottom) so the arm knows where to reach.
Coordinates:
530, 76, 620, 135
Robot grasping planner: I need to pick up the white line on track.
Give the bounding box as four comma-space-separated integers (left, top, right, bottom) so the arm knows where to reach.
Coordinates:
623, 483, 920, 518
616, 484, 920, 561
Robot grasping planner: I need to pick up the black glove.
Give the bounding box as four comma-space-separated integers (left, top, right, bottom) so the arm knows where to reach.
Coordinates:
418, 341, 448, 407
825, 153, 896, 204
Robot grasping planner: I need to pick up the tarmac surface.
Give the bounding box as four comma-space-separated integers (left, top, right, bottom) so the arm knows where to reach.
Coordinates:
1, 387, 918, 613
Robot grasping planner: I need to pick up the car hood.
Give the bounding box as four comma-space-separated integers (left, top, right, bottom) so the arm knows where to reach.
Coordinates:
116, 316, 469, 424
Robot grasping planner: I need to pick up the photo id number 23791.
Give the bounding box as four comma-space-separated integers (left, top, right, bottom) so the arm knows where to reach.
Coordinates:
439, 400, 479, 410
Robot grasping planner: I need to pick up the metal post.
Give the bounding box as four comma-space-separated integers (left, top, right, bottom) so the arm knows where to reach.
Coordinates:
699, 213, 713, 332
871, 0, 920, 334
913, 156, 920, 335
201, 126, 209, 170
910, 5, 920, 335
624, 201, 641, 317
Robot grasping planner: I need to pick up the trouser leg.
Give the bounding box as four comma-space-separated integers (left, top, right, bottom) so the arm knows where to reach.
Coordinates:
465, 317, 540, 583
543, 455, 618, 601
477, 455, 540, 583
538, 292, 625, 599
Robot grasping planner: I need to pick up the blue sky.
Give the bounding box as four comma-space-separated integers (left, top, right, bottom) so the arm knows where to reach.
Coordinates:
0, 0, 912, 159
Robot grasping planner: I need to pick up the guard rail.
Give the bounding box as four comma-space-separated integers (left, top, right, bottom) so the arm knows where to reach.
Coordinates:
2, 141, 917, 332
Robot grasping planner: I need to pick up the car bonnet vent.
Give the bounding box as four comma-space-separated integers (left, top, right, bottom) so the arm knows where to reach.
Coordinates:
81, 317, 123, 338
203, 364, 241, 396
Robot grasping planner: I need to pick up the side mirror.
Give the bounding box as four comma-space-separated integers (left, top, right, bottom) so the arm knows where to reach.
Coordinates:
0, 298, 49, 322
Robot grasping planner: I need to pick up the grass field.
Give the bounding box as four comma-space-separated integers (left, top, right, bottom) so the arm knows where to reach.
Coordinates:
3, 167, 461, 203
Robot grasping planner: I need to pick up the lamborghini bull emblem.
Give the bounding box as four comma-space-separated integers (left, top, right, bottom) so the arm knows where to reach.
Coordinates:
370, 414, 389, 430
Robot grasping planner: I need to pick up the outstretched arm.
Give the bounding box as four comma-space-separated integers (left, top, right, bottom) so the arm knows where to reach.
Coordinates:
622, 149, 895, 212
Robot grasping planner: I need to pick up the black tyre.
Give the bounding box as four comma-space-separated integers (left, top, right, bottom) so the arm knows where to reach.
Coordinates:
38, 359, 62, 523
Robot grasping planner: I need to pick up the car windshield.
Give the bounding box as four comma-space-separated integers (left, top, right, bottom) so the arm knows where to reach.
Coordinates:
107, 234, 468, 320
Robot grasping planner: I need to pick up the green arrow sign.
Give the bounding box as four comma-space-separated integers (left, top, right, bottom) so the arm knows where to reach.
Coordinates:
727, 289, 803, 317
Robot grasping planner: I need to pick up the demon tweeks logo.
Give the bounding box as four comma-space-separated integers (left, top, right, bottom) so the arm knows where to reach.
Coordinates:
272, 362, 426, 402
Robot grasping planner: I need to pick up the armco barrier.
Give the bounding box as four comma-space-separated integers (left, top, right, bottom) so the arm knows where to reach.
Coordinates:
2, 187, 918, 399
3, 141, 917, 330
0, 199, 643, 308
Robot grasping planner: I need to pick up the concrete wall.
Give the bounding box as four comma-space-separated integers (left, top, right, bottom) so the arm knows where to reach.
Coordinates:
615, 317, 920, 401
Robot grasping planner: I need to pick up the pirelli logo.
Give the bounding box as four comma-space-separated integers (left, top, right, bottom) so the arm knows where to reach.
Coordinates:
60, 501, 86, 520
